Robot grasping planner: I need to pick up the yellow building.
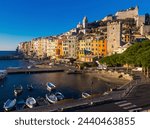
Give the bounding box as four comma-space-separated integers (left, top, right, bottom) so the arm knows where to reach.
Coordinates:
78, 38, 107, 62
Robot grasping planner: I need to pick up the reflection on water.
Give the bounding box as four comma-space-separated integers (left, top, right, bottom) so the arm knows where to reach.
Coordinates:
0, 72, 109, 111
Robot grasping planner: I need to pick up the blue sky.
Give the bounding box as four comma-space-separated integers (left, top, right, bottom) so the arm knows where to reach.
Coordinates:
0, 0, 149, 50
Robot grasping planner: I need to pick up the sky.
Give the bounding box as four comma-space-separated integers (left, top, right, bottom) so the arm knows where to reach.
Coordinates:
0, 0, 149, 50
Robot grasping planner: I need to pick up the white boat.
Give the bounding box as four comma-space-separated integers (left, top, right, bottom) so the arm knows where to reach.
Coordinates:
0, 70, 7, 80
27, 65, 32, 69
55, 92, 64, 101
46, 82, 56, 91
46, 93, 57, 104
26, 97, 36, 108
14, 85, 23, 96
82, 92, 91, 98
3, 99, 16, 111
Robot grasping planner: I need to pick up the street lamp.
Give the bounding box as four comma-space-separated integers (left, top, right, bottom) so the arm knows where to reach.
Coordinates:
90, 80, 94, 105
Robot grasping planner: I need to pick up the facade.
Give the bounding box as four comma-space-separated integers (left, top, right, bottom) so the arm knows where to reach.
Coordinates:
140, 24, 150, 35
62, 36, 78, 59
78, 37, 107, 62
55, 39, 63, 59
91, 39, 107, 57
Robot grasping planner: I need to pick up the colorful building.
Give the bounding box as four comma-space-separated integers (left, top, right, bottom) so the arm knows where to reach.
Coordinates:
78, 37, 107, 62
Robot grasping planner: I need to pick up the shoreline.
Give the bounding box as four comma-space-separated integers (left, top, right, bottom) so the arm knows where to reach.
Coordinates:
85, 71, 131, 87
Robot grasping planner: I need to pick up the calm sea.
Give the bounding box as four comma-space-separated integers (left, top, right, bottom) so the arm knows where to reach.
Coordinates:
0, 51, 109, 112
0, 51, 29, 69
0, 51, 17, 56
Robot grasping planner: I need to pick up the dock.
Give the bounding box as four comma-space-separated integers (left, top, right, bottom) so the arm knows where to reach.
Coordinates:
7, 68, 65, 74
17, 94, 115, 112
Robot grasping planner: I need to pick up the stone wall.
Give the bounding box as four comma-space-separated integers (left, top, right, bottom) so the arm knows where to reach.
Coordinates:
115, 7, 138, 20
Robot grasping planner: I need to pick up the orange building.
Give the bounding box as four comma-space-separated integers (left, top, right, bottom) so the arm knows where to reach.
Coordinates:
78, 39, 107, 62
91, 39, 107, 57
55, 39, 63, 59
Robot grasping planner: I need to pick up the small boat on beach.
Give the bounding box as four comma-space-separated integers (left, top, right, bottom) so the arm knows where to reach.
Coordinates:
46, 82, 56, 91
27, 84, 33, 91
0, 70, 7, 80
46, 93, 58, 104
55, 92, 64, 101
82, 92, 91, 98
3, 99, 16, 111
26, 97, 36, 108
14, 85, 23, 96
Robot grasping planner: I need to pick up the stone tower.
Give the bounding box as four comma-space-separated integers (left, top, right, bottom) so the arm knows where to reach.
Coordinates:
107, 21, 122, 55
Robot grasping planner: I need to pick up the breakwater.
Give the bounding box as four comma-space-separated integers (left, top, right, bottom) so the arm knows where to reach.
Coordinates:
7, 68, 64, 74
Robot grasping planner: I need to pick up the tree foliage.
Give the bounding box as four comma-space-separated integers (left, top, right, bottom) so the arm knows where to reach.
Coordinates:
99, 40, 150, 68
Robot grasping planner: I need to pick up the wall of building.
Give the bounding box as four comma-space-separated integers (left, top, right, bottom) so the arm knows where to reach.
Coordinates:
136, 15, 145, 27
140, 24, 150, 35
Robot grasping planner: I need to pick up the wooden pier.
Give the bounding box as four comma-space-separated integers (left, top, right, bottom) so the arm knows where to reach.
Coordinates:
7, 68, 64, 74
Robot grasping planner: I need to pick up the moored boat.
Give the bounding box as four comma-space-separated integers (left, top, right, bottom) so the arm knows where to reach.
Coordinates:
26, 97, 36, 108
46, 82, 56, 91
3, 99, 16, 111
14, 85, 23, 96
0, 70, 7, 80
82, 92, 91, 98
46, 93, 57, 104
55, 92, 64, 101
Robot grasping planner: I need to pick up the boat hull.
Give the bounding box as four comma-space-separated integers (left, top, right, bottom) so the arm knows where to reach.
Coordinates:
26, 97, 36, 109
46, 94, 57, 104
55, 92, 64, 101
82, 92, 91, 98
46, 82, 56, 91
3, 99, 16, 111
